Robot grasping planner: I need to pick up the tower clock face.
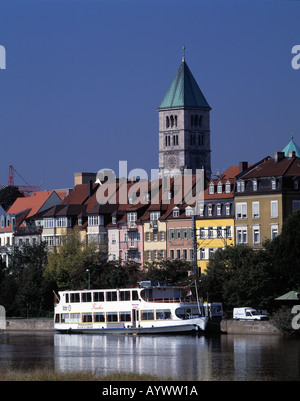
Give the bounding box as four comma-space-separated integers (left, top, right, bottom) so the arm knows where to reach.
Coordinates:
168, 155, 177, 169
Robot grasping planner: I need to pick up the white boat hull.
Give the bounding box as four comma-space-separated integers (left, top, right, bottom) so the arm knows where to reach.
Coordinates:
54, 317, 208, 335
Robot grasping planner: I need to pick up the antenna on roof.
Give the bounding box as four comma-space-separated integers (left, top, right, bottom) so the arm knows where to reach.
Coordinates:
182, 45, 185, 62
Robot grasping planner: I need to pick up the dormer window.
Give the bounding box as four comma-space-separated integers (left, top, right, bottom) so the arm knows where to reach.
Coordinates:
237, 180, 245, 193
225, 180, 231, 193
185, 206, 194, 216
217, 181, 222, 194
209, 182, 214, 194
112, 216, 117, 224
271, 178, 276, 190
253, 179, 257, 191
173, 207, 179, 217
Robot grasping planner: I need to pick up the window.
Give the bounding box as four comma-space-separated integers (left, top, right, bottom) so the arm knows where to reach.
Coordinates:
136, 232, 141, 242
217, 182, 222, 194
185, 206, 194, 216
237, 227, 247, 244
94, 312, 105, 322
160, 231, 165, 241
106, 291, 117, 302
160, 250, 165, 260
127, 212, 137, 224
120, 291, 131, 301
56, 217, 70, 228
111, 234, 116, 244
216, 204, 222, 216
81, 292, 91, 302
173, 208, 179, 217
154, 250, 158, 260
271, 201, 278, 218
150, 211, 160, 220
44, 236, 54, 246
183, 249, 187, 260
271, 224, 279, 239
176, 249, 181, 259
225, 181, 231, 193
253, 179, 257, 191
183, 228, 187, 239
170, 250, 174, 259
170, 229, 175, 239
209, 182, 214, 194
225, 204, 231, 216
153, 232, 158, 241
252, 202, 260, 219
106, 312, 118, 322
237, 180, 245, 192
44, 218, 54, 228
146, 232, 150, 241
236, 203, 247, 219
70, 313, 80, 323
271, 179, 276, 190
93, 292, 104, 302
292, 200, 300, 212
88, 215, 99, 226
199, 248, 206, 260
208, 205, 213, 216
147, 250, 151, 261
253, 226, 260, 244
82, 313, 92, 323
119, 312, 131, 322
176, 229, 181, 239
141, 310, 154, 320
70, 293, 80, 303
156, 309, 171, 320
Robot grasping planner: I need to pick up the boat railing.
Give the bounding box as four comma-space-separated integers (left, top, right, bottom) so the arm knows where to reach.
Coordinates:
143, 297, 196, 303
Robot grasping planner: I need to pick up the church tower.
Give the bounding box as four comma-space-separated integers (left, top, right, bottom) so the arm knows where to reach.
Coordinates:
158, 50, 211, 179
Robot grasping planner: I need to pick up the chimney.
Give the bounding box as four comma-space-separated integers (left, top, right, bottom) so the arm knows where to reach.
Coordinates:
289, 150, 296, 158
239, 161, 248, 173
274, 152, 285, 163
88, 180, 93, 198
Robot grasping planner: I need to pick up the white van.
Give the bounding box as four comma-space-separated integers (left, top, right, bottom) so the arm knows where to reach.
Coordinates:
233, 307, 268, 321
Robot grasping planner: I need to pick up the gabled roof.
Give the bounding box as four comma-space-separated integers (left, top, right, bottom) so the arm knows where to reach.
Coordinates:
240, 155, 300, 179
7, 191, 58, 218
283, 135, 300, 157
158, 59, 211, 110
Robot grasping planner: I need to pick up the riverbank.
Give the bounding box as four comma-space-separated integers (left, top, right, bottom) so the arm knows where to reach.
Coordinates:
220, 319, 281, 335
3, 318, 283, 335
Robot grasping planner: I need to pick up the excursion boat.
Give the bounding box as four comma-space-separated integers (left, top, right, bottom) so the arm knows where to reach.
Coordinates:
53, 282, 209, 334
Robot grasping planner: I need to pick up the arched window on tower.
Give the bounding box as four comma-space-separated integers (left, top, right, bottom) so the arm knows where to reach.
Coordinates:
170, 115, 174, 127
166, 116, 170, 128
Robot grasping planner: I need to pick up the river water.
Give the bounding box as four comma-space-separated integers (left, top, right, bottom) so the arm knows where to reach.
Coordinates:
0, 331, 299, 381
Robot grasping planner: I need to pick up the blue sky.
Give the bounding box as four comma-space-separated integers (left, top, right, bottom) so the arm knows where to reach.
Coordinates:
0, 0, 299, 190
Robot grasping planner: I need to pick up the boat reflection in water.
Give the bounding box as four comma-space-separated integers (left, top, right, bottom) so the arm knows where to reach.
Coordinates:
53, 333, 300, 381
54, 333, 209, 380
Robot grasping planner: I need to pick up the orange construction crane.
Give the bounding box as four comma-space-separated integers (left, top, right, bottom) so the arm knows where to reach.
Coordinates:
8, 165, 41, 193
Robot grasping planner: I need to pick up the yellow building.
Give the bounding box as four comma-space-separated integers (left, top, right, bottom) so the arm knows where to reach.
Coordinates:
196, 169, 236, 274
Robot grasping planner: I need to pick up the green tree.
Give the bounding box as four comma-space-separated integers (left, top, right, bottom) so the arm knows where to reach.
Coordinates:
142, 259, 191, 286
0, 186, 24, 211
4, 242, 48, 316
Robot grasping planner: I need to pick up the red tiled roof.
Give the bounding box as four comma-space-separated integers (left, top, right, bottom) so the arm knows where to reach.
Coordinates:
7, 191, 56, 218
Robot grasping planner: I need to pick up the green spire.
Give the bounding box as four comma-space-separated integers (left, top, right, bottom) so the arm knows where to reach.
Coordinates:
158, 52, 211, 110
282, 133, 300, 157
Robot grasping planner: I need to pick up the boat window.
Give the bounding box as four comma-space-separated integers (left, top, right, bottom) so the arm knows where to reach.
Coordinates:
132, 290, 139, 300
82, 292, 92, 302
156, 309, 172, 320
93, 312, 105, 322
65, 293, 69, 303
106, 291, 117, 302
93, 292, 104, 302
70, 313, 80, 323
70, 293, 80, 303
141, 310, 154, 320
120, 290, 131, 301
82, 313, 92, 323
119, 311, 131, 322
106, 312, 118, 322
61, 313, 70, 323
55, 314, 60, 323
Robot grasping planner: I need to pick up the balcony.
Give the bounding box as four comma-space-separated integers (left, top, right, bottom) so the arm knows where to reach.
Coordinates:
14, 226, 42, 236
150, 220, 158, 230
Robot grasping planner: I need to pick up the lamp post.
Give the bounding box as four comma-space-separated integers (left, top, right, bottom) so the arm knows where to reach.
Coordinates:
86, 269, 90, 290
